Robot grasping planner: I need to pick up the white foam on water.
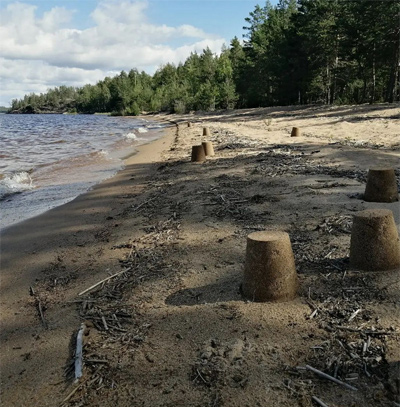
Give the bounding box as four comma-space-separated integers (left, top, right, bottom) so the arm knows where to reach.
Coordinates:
125, 132, 138, 140
97, 150, 112, 159
136, 127, 148, 133
0, 171, 34, 199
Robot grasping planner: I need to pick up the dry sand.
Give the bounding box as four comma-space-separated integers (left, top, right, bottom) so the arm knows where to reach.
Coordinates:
0, 104, 399, 407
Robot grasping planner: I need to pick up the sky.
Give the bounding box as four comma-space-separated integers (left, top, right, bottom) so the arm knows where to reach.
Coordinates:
0, 0, 276, 106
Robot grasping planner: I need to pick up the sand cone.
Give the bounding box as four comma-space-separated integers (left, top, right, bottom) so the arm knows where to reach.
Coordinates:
202, 141, 215, 157
350, 209, 400, 271
191, 145, 206, 163
364, 167, 399, 203
243, 231, 298, 302
291, 127, 301, 137
203, 127, 211, 137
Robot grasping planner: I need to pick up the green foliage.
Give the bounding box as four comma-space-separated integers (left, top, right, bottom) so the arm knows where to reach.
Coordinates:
173, 100, 186, 114
235, 0, 399, 106
128, 101, 141, 116
9, 1, 399, 114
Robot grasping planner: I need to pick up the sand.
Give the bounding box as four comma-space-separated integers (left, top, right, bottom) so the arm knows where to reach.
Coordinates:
0, 104, 399, 407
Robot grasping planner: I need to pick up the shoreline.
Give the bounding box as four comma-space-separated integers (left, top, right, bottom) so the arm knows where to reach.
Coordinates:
0, 118, 176, 283
0, 122, 177, 406
0, 116, 172, 232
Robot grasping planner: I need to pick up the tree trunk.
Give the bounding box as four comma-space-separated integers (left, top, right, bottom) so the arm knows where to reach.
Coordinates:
326, 63, 331, 105
362, 77, 367, 104
332, 34, 339, 104
386, 28, 400, 103
371, 42, 376, 104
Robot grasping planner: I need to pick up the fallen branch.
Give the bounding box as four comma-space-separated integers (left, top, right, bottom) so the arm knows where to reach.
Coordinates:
336, 326, 397, 336
335, 326, 361, 332
101, 316, 108, 331
195, 369, 208, 385
78, 267, 132, 296
308, 309, 318, 319
348, 308, 361, 322
132, 197, 155, 212
305, 365, 358, 391
36, 299, 48, 329
312, 396, 330, 407
61, 379, 87, 405
85, 359, 108, 364
75, 323, 86, 382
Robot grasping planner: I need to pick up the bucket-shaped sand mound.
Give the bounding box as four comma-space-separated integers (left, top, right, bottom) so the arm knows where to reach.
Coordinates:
191, 145, 206, 162
203, 127, 211, 137
350, 209, 400, 271
291, 127, 301, 137
243, 231, 298, 302
364, 167, 399, 203
202, 141, 215, 157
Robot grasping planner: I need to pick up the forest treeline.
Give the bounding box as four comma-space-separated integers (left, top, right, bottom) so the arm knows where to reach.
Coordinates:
9, 0, 400, 114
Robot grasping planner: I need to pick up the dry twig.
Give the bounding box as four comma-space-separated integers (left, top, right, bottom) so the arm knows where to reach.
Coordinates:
78, 267, 132, 296
312, 396, 330, 407
305, 365, 357, 391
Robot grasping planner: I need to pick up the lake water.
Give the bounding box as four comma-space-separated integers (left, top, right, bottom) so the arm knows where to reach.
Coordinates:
0, 114, 166, 230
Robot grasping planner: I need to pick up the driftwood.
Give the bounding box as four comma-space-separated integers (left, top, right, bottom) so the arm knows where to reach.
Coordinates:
78, 267, 131, 296
306, 365, 358, 391
75, 323, 86, 382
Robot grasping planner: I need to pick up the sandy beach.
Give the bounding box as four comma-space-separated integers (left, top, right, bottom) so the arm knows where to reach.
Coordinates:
0, 104, 399, 407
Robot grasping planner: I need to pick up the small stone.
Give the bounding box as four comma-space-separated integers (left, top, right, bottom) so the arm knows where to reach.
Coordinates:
145, 354, 154, 363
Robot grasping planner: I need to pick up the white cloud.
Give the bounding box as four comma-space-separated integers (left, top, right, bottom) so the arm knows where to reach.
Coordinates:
40, 6, 75, 32
91, 0, 148, 26
0, 0, 226, 105
0, 58, 115, 104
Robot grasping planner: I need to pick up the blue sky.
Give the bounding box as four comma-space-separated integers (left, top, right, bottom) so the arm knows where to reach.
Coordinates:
0, 0, 276, 106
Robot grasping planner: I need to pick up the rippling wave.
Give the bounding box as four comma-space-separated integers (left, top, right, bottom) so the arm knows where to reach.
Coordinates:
0, 114, 166, 229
